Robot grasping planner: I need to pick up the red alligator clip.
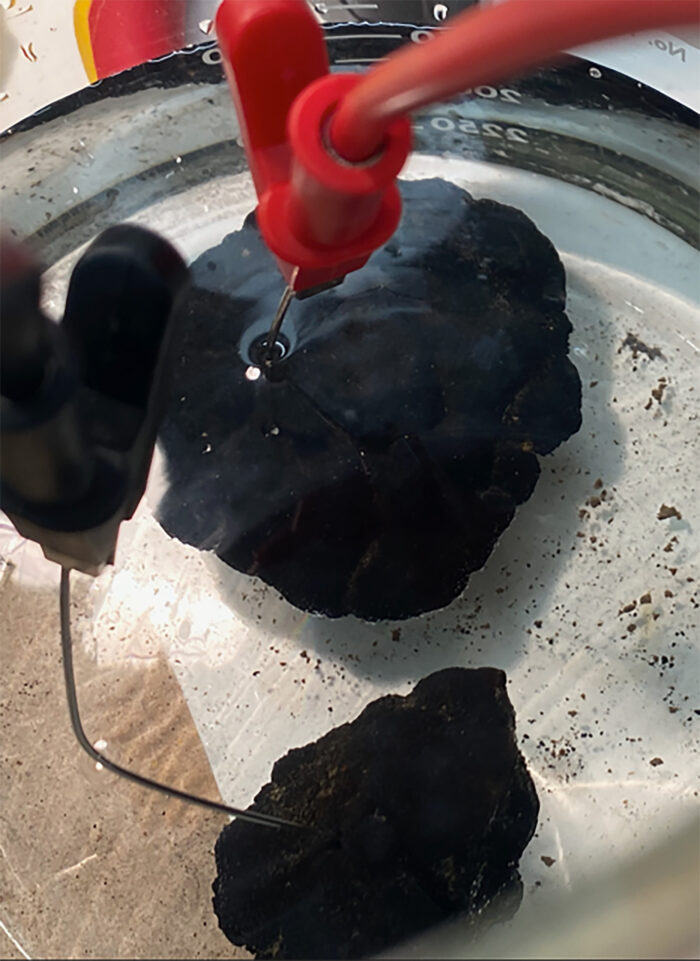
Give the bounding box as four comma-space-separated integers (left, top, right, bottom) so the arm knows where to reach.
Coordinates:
216, 0, 699, 297
214, 0, 411, 295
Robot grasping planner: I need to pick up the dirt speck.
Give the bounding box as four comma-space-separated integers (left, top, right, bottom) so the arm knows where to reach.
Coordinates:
649, 757, 664, 767
391, 628, 401, 642
658, 504, 681, 521
651, 379, 668, 404
618, 332, 664, 361
540, 855, 556, 867
639, 593, 652, 605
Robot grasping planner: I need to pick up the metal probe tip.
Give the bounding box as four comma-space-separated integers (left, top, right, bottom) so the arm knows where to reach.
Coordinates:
264, 285, 294, 365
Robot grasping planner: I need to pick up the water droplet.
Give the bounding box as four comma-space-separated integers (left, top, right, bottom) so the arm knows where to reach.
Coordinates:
94, 739, 108, 751
245, 365, 262, 381
198, 18, 213, 34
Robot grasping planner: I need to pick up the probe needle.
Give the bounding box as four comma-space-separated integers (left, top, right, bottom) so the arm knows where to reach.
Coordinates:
264, 284, 294, 364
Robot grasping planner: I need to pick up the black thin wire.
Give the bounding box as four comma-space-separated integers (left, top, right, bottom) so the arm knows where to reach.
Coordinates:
59, 567, 303, 831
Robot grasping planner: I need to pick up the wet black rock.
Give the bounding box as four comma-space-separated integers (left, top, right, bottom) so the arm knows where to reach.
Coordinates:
157, 179, 581, 619
212, 666, 539, 960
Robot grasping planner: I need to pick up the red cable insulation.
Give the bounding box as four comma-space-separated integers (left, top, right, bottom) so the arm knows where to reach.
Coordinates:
331, 0, 700, 162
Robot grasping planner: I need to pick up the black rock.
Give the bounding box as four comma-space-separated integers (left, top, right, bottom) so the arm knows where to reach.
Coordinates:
157, 179, 581, 619
212, 666, 539, 960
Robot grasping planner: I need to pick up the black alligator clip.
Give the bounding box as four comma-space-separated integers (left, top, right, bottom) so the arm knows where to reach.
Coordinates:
1, 226, 189, 574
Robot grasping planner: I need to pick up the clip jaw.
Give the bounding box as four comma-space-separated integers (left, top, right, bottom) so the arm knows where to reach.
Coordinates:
215, 0, 411, 297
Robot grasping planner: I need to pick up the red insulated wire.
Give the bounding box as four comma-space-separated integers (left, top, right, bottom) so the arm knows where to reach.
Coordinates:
330, 0, 700, 163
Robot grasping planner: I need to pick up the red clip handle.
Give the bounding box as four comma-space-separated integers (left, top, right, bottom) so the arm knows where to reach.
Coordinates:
215, 0, 411, 294
216, 0, 698, 294
215, 0, 328, 199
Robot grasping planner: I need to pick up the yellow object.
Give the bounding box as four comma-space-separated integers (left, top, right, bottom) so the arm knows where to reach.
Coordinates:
73, 0, 98, 84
